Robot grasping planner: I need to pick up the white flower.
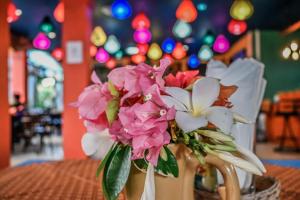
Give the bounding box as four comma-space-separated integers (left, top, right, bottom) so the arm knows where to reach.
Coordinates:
81, 129, 114, 160
162, 77, 234, 134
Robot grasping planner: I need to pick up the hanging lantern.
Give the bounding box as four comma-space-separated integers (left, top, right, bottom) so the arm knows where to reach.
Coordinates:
173, 20, 192, 39
188, 54, 200, 69
197, 3, 208, 11
52, 48, 63, 61
162, 38, 176, 53
7, 2, 22, 23
176, 0, 198, 23
132, 13, 150, 29
198, 45, 213, 61
228, 19, 247, 35
39, 16, 55, 34
131, 54, 146, 64
90, 45, 98, 57
111, 0, 132, 20
213, 34, 230, 53
91, 26, 107, 47
147, 43, 162, 60
33, 33, 51, 50
230, 0, 254, 20
125, 46, 139, 55
137, 43, 149, 55
172, 43, 186, 60
106, 58, 117, 69
104, 35, 121, 54
115, 50, 124, 60
203, 30, 215, 46
133, 28, 152, 44
95, 48, 110, 63
54, 2, 64, 23
163, 54, 174, 63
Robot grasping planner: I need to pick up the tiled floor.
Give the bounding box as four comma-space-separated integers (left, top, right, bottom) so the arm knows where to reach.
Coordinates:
10, 134, 63, 166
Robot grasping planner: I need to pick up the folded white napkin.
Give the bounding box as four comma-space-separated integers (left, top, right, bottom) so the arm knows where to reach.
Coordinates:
206, 58, 266, 189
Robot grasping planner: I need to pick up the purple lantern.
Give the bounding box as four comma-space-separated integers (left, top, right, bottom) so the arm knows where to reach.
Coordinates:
33, 33, 51, 50
213, 34, 230, 53
95, 48, 110, 63
133, 28, 152, 44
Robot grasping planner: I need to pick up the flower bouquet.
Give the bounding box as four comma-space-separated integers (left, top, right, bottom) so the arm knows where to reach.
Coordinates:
73, 59, 265, 200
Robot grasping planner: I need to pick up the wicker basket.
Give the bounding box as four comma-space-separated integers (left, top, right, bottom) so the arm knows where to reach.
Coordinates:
196, 176, 280, 200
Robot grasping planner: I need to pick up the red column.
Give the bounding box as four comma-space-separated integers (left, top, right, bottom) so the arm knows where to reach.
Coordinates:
62, 0, 91, 158
0, 0, 11, 169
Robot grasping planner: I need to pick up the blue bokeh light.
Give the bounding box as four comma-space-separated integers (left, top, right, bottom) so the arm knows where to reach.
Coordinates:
188, 54, 200, 69
111, 0, 132, 20
162, 38, 176, 53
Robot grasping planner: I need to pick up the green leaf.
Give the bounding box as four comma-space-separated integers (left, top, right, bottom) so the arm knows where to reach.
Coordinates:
96, 143, 117, 178
133, 158, 148, 173
108, 81, 119, 97
106, 99, 119, 125
155, 146, 179, 178
103, 145, 132, 200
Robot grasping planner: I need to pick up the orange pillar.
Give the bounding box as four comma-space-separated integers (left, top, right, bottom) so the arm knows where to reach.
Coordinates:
0, 0, 11, 169
62, 0, 91, 158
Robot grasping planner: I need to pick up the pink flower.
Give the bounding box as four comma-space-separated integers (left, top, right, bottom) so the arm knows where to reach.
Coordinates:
107, 59, 170, 104
72, 72, 112, 131
165, 70, 200, 88
109, 84, 175, 166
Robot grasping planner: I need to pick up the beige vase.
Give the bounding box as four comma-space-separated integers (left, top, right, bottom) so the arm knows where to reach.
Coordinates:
125, 144, 240, 200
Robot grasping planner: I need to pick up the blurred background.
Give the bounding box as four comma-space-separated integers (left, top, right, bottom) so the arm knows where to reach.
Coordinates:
1, 0, 300, 168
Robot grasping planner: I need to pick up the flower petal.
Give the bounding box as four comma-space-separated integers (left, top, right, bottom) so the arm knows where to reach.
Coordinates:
165, 87, 192, 110
175, 111, 208, 133
91, 71, 102, 84
161, 95, 187, 111
192, 78, 220, 114
205, 106, 233, 134
216, 152, 263, 176
235, 143, 266, 173
81, 133, 99, 156
141, 164, 155, 200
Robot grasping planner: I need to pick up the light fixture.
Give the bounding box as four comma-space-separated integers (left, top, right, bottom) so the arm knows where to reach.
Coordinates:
132, 13, 150, 29
54, 2, 64, 23
290, 42, 298, 51
230, 0, 254, 20
137, 43, 149, 55
91, 26, 107, 47
125, 46, 139, 55
33, 33, 51, 50
228, 19, 247, 35
162, 38, 176, 53
162, 54, 174, 63
111, 0, 132, 20
131, 54, 146, 64
48, 32, 56, 39
115, 50, 124, 59
39, 16, 55, 34
7, 2, 22, 23
213, 34, 230, 53
172, 43, 186, 60
104, 35, 121, 54
292, 52, 299, 60
95, 48, 110, 63
198, 45, 213, 61
176, 0, 198, 23
197, 3, 207, 11
188, 54, 200, 69
90, 46, 98, 57
106, 58, 117, 69
52, 48, 63, 61
203, 30, 215, 46
173, 20, 192, 39
147, 43, 162, 60
282, 47, 291, 59
133, 28, 152, 44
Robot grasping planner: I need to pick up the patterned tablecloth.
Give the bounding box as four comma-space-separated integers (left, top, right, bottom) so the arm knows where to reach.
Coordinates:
0, 160, 299, 199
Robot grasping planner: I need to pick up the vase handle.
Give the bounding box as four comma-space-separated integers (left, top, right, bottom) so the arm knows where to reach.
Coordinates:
205, 154, 240, 200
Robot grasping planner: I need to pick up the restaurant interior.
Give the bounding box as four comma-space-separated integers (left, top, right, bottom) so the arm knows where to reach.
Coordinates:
1, 0, 300, 199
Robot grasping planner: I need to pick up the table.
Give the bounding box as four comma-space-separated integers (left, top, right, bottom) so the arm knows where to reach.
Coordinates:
0, 160, 299, 199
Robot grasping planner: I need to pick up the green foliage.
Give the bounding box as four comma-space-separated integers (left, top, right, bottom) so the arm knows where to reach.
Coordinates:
102, 145, 132, 200
108, 81, 119, 97
106, 99, 119, 125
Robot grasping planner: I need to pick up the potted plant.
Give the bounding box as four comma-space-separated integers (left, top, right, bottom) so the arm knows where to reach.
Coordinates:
73, 59, 266, 200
